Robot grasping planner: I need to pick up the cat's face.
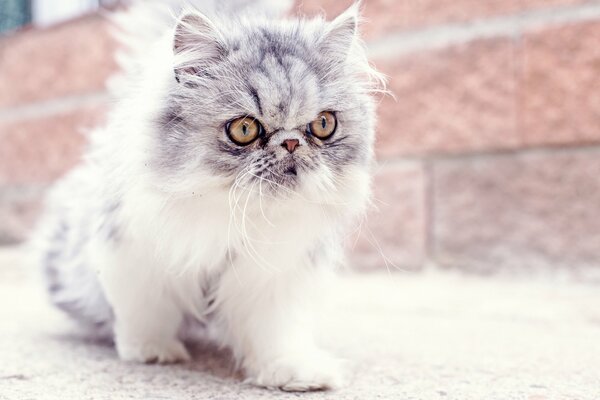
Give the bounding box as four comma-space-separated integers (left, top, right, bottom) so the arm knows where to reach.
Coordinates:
154, 6, 380, 201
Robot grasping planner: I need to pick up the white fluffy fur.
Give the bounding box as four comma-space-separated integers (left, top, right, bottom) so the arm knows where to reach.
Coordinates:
34, 0, 383, 392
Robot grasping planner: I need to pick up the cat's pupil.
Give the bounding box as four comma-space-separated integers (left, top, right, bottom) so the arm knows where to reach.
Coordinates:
242, 124, 248, 136
321, 117, 326, 129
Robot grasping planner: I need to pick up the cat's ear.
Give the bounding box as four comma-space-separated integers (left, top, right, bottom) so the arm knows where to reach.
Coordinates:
319, 2, 360, 60
173, 12, 225, 81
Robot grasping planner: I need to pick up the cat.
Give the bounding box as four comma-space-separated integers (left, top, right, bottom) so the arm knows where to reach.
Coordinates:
33, 0, 383, 392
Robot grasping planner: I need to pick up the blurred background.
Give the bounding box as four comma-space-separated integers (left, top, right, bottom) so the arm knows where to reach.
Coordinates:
0, 0, 599, 278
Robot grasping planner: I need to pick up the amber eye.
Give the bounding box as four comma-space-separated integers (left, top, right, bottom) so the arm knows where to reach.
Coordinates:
226, 116, 262, 145
307, 111, 337, 139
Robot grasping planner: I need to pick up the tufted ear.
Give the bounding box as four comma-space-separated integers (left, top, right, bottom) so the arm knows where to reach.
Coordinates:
318, 2, 359, 60
173, 12, 225, 81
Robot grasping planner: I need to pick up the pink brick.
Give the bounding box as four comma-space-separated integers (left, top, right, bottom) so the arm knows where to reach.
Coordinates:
375, 38, 519, 158
294, 0, 588, 39
348, 162, 427, 271
519, 21, 600, 146
433, 151, 600, 273
374, 20, 600, 158
0, 106, 105, 185
0, 15, 118, 107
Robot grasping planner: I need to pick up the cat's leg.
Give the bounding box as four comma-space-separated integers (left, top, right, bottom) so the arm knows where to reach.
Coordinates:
97, 244, 190, 363
216, 257, 344, 391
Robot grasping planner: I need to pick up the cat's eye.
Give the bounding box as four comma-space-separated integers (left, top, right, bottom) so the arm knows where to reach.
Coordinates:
226, 116, 262, 145
307, 111, 337, 140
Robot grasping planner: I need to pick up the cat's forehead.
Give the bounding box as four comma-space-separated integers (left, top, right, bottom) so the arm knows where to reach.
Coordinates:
224, 23, 326, 129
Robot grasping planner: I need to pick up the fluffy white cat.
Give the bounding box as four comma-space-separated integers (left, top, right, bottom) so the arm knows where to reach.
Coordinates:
34, 0, 383, 391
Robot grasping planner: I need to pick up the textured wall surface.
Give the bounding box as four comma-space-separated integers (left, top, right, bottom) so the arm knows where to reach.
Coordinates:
0, 1, 599, 273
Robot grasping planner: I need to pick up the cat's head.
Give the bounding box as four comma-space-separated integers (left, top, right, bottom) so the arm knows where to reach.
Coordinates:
153, 4, 383, 205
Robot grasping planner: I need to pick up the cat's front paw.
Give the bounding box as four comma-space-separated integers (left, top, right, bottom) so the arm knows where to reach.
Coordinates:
247, 351, 345, 392
116, 337, 191, 364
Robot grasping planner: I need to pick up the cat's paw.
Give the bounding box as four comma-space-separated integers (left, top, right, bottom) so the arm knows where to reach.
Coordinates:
116, 338, 191, 364
247, 351, 345, 392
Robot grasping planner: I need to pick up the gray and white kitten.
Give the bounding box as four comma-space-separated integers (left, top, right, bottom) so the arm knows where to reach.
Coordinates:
33, 0, 382, 391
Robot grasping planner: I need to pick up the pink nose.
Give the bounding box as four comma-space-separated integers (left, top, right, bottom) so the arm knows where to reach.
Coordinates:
281, 139, 300, 153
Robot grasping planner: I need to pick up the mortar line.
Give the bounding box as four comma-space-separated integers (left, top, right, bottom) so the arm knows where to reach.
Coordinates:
0, 91, 110, 124
380, 141, 600, 164
0, 183, 49, 197
367, 1, 600, 59
423, 158, 436, 269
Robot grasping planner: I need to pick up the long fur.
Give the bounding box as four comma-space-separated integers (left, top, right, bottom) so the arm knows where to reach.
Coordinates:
32, 0, 384, 391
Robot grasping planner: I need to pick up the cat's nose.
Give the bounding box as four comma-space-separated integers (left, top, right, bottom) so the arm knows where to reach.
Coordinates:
281, 139, 300, 153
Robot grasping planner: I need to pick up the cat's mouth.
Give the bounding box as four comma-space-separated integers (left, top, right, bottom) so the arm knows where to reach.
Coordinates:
283, 165, 297, 176
255, 156, 301, 191
278, 156, 301, 180
274, 159, 299, 185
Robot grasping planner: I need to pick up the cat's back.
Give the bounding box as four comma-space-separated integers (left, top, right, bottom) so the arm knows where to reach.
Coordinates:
32, 148, 117, 335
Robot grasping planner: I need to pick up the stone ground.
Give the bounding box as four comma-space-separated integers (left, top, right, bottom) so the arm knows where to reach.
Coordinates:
1, 247, 599, 400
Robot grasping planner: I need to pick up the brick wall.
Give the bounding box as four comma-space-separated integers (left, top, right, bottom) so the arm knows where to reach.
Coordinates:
1, 1, 599, 273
